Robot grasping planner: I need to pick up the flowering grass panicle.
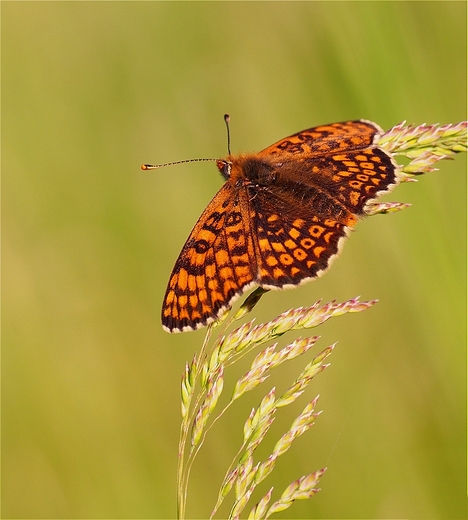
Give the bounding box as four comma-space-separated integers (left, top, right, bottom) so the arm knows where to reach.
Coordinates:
177, 294, 376, 519
379, 121, 467, 176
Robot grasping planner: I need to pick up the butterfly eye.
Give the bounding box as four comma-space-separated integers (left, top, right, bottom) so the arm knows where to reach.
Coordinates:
216, 159, 231, 180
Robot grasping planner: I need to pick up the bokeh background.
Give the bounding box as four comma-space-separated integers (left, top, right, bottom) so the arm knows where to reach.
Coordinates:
3, 2, 466, 518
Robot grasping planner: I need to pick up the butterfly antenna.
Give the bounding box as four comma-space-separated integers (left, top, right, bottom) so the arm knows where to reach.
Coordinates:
141, 158, 219, 170
224, 114, 231, 156
141, 116, 232, 170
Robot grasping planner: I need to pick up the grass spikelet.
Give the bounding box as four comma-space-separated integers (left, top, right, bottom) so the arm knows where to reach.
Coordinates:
243, 388, 276, 444
276, 345, 334, 407
265, 469, 327, 518
272, 397, 321, 458
248, 487, 273, 520
364, 201, 412, 216
379, 121, 467, 177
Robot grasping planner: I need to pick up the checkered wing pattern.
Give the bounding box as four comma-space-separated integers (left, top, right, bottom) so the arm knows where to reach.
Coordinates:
249, 184, 354, 289
258, 120, 381, 157
162, 183, 257, 333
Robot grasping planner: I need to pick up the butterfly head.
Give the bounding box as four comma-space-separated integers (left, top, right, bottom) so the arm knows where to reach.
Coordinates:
216, 159, 232, 180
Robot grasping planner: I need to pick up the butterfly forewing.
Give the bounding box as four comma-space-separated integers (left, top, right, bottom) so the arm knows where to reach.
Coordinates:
274, 147, 398, 215
258, 120, 381, 157
162, 183, 257, 332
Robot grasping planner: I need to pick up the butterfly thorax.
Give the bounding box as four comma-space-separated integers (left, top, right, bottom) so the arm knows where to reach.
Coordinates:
217, 155, 278, 186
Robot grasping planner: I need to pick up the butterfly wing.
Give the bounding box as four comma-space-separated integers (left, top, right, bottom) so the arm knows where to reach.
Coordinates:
258, 120, 382, 157
248, 184, 356, 289
270, 147, 398, 216
258, 120, 398, 215
161, 183, 257, 333
247, 136, 398, 287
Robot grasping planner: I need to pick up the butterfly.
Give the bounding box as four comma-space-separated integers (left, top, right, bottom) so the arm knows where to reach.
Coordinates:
144, 119, 398, 333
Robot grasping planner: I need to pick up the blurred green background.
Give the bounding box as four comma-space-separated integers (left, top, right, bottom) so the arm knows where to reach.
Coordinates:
2, 1, 466, 518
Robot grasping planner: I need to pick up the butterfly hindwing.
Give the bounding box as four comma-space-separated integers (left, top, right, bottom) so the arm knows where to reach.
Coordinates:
249, 185, 354, 289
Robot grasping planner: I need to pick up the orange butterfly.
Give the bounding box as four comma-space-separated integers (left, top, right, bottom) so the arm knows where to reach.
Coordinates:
143, 119, 397, 333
